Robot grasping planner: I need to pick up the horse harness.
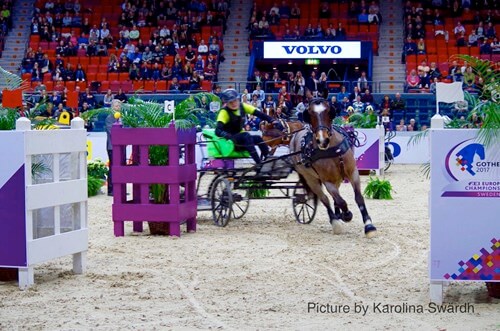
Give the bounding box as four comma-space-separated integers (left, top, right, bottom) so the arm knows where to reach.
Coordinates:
278, 119, 291, 142
300, 125, 355, 178
263, 120, 304, 144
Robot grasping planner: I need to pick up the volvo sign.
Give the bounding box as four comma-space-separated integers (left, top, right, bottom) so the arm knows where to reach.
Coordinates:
263, 41, 361, 59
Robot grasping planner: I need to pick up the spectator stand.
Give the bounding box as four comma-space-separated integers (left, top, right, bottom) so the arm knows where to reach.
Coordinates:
25, 0, 227, 95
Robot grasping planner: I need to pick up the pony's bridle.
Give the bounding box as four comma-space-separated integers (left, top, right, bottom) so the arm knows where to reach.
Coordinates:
313, 124, 332, 136
308, 98, 333, 141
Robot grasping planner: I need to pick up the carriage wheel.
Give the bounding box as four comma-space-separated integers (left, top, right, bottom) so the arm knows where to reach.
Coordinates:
197, 172, 219, 199
231, 181, 250, 220
292, 182, 317, 224
211, 177, 233, 227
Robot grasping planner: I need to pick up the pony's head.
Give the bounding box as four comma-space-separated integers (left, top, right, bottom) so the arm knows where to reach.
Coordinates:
303, 98, 336, 150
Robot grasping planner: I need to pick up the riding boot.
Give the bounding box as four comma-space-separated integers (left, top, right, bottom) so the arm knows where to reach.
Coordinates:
250, 150, 261, 164
258, 142, 270, 161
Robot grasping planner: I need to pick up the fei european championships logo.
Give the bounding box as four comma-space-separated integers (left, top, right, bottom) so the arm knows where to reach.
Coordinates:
441, 139, 500, 198
445, 139, 499, 181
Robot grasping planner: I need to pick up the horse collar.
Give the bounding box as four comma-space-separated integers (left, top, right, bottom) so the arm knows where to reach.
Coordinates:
300, 126, 351, 166
309, 138, 351, 163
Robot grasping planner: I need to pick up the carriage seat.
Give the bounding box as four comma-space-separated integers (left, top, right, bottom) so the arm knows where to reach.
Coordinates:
202, 129, 250, 159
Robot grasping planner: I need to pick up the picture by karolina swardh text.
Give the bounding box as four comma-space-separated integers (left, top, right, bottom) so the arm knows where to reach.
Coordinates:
307, 302, 475, 316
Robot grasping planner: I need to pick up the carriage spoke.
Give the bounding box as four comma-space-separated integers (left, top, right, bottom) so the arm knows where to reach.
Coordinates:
305, 204, 313, 220
292, 183, 317, 224
233, 203, 245, 214
231, 185, 250, 220
296, 205, 305, 221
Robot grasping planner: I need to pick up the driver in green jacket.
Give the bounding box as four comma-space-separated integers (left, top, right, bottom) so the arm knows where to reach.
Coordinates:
215, 88, 274, 164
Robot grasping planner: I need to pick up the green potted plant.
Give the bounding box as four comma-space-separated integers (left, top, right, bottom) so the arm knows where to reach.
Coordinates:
87, 159, 109, 197
363, 176, 394, 200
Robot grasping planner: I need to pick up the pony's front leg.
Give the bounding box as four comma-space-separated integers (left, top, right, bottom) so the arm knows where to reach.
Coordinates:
349, 173, 377, 238
298, 173, 341, 233
322, 182, 349, 235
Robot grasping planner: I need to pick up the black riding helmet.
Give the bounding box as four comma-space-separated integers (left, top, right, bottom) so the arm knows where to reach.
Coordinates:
220, 88, 239, 103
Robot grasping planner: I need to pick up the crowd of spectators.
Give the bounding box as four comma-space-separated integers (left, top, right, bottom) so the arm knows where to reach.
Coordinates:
402, 0, 498, 93
247, 1, 381, 41
16, 0, 491, 131
22, 0, 230, 91
232, 66, 416, 132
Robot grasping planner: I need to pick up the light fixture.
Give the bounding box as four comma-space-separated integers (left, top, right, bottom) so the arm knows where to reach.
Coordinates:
288, 60, 293, 65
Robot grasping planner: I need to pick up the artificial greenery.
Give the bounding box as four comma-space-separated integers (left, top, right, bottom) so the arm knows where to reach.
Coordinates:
80, 93, 219, 131
240, 181, 270, 198
0, 108, 18, 130
87, 159, 109, 180
0, 66, 25, 90
333, 111, 378, 128
31, 159, 50, 180
409, 55, 500, 178
363, 176, 393, 200
0, 104, 58, 130
453, 55, 500, 148
87, 176, 105, 197
176, 92, 221, 129
346, 111, 379, 128
84, 160, 110, 197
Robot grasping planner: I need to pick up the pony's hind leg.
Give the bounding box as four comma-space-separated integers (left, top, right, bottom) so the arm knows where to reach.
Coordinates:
334, 202, 352, 222
324, 182, 352, 223
350, 172, 377, 238
298, 173, 342, 233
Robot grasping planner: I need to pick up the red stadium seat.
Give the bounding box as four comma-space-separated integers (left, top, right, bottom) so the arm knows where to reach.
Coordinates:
120, 81, 133, 93
87, 65, 98, 73
156, 80, 167, 92
44, 81, 54, 91
110, 81, 121, 93
76, 81, 88, 90
144, 80, 155, 92
100, 81, 110, 92
86, 73, 97, 82
132, 80, 144, 92
201, 80, 212, 91
65, 81, 76, 91
107, 72, 119, 81
96, 72, 107, 83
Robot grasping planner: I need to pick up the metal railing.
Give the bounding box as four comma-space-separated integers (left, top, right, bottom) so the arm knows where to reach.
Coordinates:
215, 80, 410, 94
